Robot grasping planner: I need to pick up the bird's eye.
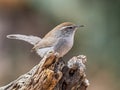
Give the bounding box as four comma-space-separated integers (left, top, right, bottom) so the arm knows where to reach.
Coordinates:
67, 26, 73, 29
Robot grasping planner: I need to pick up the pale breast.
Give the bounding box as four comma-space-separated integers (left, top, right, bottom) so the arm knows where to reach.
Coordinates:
54, 37, 74, 57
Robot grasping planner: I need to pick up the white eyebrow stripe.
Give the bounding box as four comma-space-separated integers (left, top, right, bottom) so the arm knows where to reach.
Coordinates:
60, 26, 73, 30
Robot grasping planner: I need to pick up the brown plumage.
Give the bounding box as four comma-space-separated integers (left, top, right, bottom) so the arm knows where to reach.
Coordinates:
52, 22, 74, 31
7, 22, 83, 57
32, 22, 75, 51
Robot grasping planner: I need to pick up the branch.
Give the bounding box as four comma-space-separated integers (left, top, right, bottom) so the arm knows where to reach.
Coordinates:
0, 53, 89, 90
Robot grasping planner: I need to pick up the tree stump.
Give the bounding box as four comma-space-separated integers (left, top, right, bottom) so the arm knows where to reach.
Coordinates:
0, 53, 89, 90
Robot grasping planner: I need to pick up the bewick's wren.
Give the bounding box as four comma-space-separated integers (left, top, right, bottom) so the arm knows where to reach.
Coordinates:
7, 22, 84, 58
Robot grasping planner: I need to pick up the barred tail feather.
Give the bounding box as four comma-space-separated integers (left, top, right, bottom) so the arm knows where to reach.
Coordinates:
7, 34, 41, 45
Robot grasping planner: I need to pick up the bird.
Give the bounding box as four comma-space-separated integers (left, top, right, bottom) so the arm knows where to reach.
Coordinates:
7, 22, 84, 58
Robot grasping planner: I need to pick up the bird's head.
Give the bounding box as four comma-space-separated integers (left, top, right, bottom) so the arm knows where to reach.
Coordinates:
44, 22, 84, 38
53, 22, 84, 37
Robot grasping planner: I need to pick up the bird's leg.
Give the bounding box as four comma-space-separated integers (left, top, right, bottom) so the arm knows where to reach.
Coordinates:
59, 57, 65, 63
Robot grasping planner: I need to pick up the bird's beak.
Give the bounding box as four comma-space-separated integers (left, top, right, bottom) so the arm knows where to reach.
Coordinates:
76, 25, 84, 28
79, 25, 84, 27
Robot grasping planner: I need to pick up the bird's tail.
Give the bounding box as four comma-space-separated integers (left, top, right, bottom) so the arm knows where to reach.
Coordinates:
7, 34, 41, 45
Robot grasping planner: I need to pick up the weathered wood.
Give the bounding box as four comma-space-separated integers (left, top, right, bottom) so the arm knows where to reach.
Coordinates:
0, 53, 89, 90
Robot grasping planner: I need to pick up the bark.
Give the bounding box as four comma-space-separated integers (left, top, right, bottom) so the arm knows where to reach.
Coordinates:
0, 53, 89, 90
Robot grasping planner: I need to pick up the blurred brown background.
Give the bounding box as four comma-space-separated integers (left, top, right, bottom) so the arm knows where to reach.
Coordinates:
0, 0, 120, 90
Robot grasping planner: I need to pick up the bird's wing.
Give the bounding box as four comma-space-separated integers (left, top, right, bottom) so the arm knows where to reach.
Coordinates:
32, 37, 56, 50
7, 34, 41, 45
